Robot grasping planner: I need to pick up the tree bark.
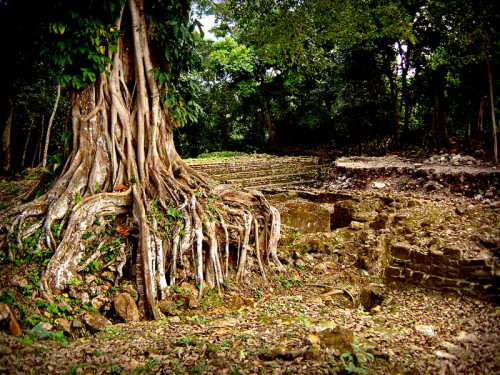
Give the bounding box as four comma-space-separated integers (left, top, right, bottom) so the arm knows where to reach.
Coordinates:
487, 59, 498, 165
0, 96, 13, 174
431, 68, 450, 146
477, 101, 483, 133
1, 0, 281, 319
42, 83, 61, 169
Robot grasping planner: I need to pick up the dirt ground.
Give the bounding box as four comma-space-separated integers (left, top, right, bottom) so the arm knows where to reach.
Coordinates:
0, 151, 499, 375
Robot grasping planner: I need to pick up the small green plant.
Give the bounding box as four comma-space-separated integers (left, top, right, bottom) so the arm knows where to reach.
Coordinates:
299, 313, 311, 326
339, 337, 375, 374
178, 335, 196, 346
35, 300, 68, 318
190, 315, 207, 324
21, 323, 68, 346
68, 277, 82, 286
16, 303, 27, 315
167, 207, 183, 219
82, 304, 98, 312
73, 191, 83, 204
105, 326, 122, 334
50, 222, 62, 240
85, 260, 100, 273
273, 274, 298, 289
26, 314, 50, 327
82, 231, 93, 239
0, 291, 15, 305
65, 364, 84, 375
189, 360, 206, 375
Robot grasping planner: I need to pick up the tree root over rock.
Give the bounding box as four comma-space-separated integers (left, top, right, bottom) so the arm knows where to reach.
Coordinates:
0, 0, 282, 320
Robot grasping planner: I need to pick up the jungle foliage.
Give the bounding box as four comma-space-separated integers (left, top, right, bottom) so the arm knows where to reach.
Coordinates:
1, 0, 500, 167
178, 0, 500, 159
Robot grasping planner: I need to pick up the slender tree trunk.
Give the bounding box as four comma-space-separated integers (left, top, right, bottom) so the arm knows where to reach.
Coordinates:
42, 83, 61, 168
477, 102, 484, 133
219, 108, 230, 150
263, 98, 276, 145
487, 59, 498, 165
383, 48, 400, 142
22, 119, 35, 169
34, 117, 45, 168
431, 68, 450, 146
0, 96, 13, 174
398, 42, 410, 137
388, 74, 400, 140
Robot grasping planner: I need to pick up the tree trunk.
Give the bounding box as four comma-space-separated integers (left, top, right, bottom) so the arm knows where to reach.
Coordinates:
398, 42, 410, 138
477, 101, 483, 133
22, 119, 34, 169
0, 96, 13, 174
0, 0, 282, 319
263, 98, 276, 145
431, 68, 450, 146
382, 47, 400, 142
487, 59, 498, 165
32, 116, 44, 168
42, 83, 61, 169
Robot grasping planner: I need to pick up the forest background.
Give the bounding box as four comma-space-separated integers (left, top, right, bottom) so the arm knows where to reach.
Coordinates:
1, 0, 499, 174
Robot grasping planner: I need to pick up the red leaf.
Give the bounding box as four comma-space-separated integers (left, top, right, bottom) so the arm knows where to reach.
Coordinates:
116, 225, 130, 236
115, 184, 128, 191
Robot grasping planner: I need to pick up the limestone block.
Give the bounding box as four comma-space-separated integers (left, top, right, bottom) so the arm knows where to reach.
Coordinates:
410, 271, 425, 283
413, 251, 430, 265
424, 275, 444, 286
385, 266, 403, 279
391, 242, 412, 260
461, 258, 487, 267
442, 246, 462, 260
281, 202, 331, 233
428, 250, 444, 264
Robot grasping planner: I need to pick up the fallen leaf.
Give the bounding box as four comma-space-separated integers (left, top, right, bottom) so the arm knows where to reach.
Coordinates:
116, 225, 130, 236
115, 184, 129, 191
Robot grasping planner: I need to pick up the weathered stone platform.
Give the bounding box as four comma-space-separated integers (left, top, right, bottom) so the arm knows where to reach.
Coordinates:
190, 154, 499, 301
187, 154, 329, 190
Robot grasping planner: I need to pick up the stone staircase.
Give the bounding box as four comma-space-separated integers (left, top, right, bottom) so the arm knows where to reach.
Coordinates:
187, 154, 329, 190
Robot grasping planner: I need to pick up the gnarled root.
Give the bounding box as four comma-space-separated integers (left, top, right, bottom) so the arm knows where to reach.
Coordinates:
0, 171, 282, 320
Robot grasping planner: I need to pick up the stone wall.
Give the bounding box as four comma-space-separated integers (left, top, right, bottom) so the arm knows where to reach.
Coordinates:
385, 242, 499, 301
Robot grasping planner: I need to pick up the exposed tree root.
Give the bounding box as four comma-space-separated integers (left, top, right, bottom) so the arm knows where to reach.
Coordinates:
0, 0, 283, 319
1, 176, 282, 319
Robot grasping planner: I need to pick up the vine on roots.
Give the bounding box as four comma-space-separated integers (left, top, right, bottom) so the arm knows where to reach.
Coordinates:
0, 0, 282, 320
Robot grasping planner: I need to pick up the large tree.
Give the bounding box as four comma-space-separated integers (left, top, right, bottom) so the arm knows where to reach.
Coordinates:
1, 0, 281, 319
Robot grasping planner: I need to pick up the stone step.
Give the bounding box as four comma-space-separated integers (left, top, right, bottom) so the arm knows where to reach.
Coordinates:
251, 179, 319, 190
230, 172, 318, 187
190, 158, 324, 176
216, 165, 327, 181
187, 154, 329, 190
